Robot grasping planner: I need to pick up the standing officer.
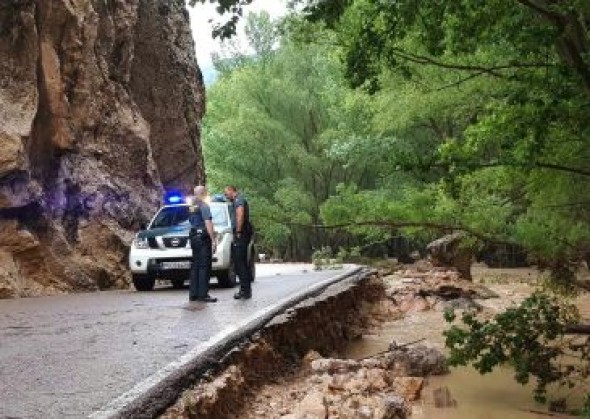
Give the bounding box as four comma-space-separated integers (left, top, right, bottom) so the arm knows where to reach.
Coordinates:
224, 185, 253, 299
188, 185, 217, 303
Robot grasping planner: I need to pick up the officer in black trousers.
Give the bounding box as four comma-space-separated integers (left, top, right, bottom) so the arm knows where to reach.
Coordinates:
188, 185, 217, 303
224, 185, 254, 299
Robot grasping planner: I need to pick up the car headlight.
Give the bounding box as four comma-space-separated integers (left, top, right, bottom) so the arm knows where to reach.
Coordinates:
133, 237, 149, 249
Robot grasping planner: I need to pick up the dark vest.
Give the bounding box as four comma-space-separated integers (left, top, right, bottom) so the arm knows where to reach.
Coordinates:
231, 195, 253, 235
188, 202, 207, 230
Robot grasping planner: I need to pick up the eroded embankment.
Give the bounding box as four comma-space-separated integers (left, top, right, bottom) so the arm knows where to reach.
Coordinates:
159, 265, 485, 419
161, 269, 385, 418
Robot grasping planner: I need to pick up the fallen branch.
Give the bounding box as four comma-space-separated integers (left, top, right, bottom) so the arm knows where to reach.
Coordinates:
564, 324, 590, 335
518, 408, 568, 417
358, 338, 427, 360
283, 219, 517, 247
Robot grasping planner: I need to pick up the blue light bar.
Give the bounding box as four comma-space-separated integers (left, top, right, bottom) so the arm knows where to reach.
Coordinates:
164, 191, 184, 204
167, 195, 182, 204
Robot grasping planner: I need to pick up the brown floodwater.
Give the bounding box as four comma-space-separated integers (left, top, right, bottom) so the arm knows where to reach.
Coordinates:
343, 284, 590, 419
345, 315, 579, 418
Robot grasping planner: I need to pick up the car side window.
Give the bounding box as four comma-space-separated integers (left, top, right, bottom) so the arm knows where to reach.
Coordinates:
210, 204, 230, 227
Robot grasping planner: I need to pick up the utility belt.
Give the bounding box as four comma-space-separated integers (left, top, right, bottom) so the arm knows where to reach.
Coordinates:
190, 228, 210, 239
234, 221, 254, 237
233, 230, 251, 239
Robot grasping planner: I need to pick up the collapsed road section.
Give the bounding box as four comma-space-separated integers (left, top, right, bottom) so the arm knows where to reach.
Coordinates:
161, 267, 398, 419
160, 264, 507, 419
90, 265, 374, 418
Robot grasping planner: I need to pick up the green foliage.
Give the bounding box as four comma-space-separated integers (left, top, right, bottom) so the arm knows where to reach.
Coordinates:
336, 245, 361, 263
204, 13, 392, 257
198, 0, 590, 408
311, 246, 332, 270
189, 0, 254, 39
444, 292, 588, 406
582, 394, 590, 417
211, 10, 278, 76
311, 245, 344, 270
300, 0, 589, 92
244, 11, 277, 60
302, 0, 590, 267
200, 1, 590, 267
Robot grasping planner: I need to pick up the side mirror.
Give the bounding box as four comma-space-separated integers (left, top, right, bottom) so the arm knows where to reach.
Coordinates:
139, 222, 147, 231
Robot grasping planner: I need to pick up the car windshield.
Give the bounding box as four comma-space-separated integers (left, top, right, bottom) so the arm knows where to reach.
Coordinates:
149, 204, 229, 229
150, 206, 191, 229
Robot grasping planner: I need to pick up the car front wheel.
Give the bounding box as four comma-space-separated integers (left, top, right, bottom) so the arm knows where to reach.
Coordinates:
216, 264, 237, 288
133, 274, 155, 291
171, 278, 185, 289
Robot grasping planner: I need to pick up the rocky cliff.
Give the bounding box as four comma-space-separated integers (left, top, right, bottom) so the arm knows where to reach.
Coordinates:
0, 0, 206, 298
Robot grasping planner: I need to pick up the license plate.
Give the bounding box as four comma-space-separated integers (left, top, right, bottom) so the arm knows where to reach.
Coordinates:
161, 261, 191, 270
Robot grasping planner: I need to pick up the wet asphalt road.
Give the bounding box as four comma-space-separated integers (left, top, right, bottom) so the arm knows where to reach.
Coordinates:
0, 264, 350, 418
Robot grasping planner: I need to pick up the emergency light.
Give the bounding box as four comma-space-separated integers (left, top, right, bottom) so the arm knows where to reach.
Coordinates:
164, 191, 184, 204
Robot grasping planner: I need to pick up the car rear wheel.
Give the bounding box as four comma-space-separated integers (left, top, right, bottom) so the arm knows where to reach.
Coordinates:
133, 274, 155, 291
217, 264, 237, 288
171, 278, 185, 289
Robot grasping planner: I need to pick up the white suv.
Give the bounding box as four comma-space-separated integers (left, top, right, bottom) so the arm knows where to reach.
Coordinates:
129, 197, 255, 291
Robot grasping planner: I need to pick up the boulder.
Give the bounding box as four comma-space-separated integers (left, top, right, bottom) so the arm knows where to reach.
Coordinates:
295, 391, 326, 418
384, 344, 448, 377
374, 394, 410, 419
436, 297, 482, 312
392, 377, 424, 401
427, 232, 473, 280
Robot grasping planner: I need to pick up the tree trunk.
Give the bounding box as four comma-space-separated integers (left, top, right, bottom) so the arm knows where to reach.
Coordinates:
565, 324, 590, 334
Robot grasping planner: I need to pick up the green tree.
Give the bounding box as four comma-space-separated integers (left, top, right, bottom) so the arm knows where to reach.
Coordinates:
211, 10, 277, 75
193, 2, 590, 405
301, 0, 590, 408
203, 13, 393, 258
297, 0, 590, 269
189, 0, 255, 39
244, 10, 277, 60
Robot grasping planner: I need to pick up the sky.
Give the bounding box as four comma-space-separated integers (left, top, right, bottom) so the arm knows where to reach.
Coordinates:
187, 0, 288, 73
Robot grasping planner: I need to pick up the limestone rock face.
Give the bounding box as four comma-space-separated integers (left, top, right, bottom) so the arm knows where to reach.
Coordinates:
130, 0, 206, 190
0, 0, 205, 297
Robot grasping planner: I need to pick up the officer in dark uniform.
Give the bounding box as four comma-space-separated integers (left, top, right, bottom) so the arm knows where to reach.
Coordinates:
224, 185, 253, 299
188, 185, 217, 303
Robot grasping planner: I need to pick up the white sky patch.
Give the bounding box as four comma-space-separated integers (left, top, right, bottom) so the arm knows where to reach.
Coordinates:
187, 0, 288, 69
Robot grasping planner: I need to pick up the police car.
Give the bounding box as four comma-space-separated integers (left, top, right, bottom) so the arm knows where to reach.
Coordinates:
129, 193, 255, 291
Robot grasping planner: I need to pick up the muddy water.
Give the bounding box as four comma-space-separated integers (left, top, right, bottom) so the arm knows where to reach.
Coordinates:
415, 368, 569, 419
345, 313, 564, 418
344, 305, 586, 419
